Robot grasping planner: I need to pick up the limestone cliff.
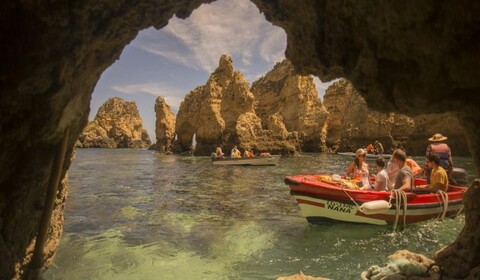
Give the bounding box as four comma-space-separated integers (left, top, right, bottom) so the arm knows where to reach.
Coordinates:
78, 97, 151, 148
251, 59, 329, 152
175, 55, 319, 155
154, 96, 176, 152
324, 79, 468, 156
1, 1, 479, 279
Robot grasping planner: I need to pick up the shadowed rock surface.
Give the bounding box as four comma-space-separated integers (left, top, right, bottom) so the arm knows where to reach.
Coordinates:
78, 97, 151, 148
0, 0, 479, 279
153, 96, 176, 153
251, 59, 328, 152
324, 79, 469, 156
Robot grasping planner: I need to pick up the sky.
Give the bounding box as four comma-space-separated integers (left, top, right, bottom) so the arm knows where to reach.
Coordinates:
90, 0, 336, 140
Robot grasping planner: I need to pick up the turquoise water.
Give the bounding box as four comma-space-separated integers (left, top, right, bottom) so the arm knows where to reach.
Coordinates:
44, 150, 477, 280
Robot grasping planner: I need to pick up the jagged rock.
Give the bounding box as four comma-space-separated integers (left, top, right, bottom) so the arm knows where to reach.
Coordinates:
153, 96, 176, 152
175, 55, 297, 155
324, 79, 468, 156
1, 1, 480, 279
252, 59, 329, 152
78, 97, 151, 148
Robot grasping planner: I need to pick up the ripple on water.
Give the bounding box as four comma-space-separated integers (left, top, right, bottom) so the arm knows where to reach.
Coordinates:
45, 150, 471, 280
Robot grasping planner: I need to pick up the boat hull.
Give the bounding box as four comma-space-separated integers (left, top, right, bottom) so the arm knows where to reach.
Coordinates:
285, 175, 467, 225
337, 152, 392, 159
212, 156, 279, 166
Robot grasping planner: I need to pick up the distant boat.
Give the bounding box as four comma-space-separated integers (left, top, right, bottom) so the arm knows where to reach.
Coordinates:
337, 152, 392, 159
212, 155, 279, 166
284, 174, 466, 227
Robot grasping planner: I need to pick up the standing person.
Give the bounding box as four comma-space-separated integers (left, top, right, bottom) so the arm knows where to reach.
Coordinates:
374, 140, 384, 155
365, 143, 375, 154
424, 133, 453, 183
361, 157, 389, 191
346, 148, 370, 188
391, 149, 414, 192
417, 154, 449, 192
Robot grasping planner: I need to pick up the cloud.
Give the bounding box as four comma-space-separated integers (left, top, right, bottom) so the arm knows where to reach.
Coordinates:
132, 0, 286, 74
112, 83, 184, 110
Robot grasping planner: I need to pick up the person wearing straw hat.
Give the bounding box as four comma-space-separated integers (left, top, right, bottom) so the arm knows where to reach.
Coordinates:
424, 133, 453, 184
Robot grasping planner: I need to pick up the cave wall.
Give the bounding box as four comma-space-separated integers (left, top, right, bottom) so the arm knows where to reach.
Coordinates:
0, 0, 479, 279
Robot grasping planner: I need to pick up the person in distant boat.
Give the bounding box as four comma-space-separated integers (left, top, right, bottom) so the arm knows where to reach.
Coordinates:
391, 149, 414, 192
243, 148, 254, 158
423, 133, 453, 184
360, 157, 388, 191
215, 147, 224, 159
374, 140, 384, 155
230, 146, 241, 158
346, 148, 370, 188
405, 157, 422, 176
416, 153, 449, 192
365, 143, 375, 154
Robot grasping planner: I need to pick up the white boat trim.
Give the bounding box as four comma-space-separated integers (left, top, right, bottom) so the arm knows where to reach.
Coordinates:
212, 156, 279, 166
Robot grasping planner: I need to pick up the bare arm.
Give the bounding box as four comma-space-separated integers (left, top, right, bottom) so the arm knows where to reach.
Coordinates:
398, 176, 412, 192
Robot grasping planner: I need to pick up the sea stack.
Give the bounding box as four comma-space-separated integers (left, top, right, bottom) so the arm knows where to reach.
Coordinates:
78, 97, 151, 148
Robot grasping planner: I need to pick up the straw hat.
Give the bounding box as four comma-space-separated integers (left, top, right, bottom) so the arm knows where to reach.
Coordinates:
355, 148, 367, 157
428, 133, 447, 142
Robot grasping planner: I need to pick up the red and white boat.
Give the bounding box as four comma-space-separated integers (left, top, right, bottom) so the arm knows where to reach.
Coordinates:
284, 174, 467, 226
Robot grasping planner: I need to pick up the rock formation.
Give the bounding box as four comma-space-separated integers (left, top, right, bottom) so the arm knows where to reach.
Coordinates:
324, 79, 469, 156
174, 55, 298, 156
251, 59, 329, 152
1, 1, 479, 279
78, 97, 151, 148
153, 96, 176, 152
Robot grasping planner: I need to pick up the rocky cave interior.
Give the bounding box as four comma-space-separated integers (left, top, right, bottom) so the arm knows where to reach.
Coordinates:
0, 0, 479, 279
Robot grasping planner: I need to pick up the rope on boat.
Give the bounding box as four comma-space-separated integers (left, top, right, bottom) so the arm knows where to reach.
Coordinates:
436, 190, 449, 220
391, 189, 407, 231
342, 188, 362, 209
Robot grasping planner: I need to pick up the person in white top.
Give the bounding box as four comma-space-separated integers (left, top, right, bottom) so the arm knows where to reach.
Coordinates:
372, 157, 389, 191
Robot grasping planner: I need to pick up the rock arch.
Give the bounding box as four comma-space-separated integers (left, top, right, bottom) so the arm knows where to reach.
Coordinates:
0, 0, 479, 279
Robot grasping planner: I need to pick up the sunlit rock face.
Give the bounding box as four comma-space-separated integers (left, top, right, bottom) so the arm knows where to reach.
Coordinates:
251, 59, 328, 152
78, 97, 151, 148
153, 96, 176, 152
0, 0, 479, 279
324, 79, 469, 156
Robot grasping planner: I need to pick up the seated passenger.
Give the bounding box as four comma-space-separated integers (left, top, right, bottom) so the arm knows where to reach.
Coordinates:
405, 157, 422, 176
391, 149, 414, 192
361, 157, 389, 191
416, 153, 448, 192
346, 148, 370, 188
374, 140, 384, 155
243, 148, 254, 158
215, 147, 224, 159
230, 146, 241, 158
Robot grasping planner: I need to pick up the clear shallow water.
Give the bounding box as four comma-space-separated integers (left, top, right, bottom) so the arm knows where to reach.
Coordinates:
44, 150, 477, 280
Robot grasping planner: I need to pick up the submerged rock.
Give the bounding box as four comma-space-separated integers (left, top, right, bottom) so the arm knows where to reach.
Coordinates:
361, 250, 439, 280
277, 271, 330, 280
